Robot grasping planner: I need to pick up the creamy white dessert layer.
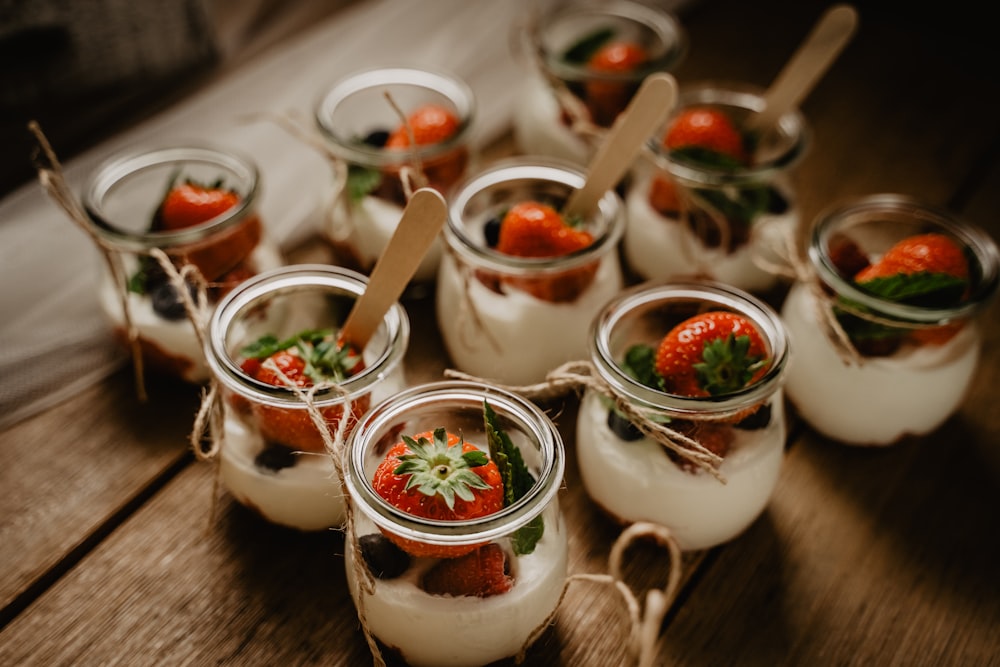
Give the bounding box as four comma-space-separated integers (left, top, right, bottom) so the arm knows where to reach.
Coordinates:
576, 390, 784, 551
345, 517, 568, 667
781, 283, 980, 445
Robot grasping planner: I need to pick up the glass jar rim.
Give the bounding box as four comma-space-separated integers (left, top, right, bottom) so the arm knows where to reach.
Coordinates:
443, 156, 625, 275
345, 380, 565, 545
314, 66, 475, 168
82, 145, 260, 252
648, 80, 810, 187
810, 193, 1000, 323
205, 264, 409, 407
528, 0, 688, 83
589, 280, 790, 418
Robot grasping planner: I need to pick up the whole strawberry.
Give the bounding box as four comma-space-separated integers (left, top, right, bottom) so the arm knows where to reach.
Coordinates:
664, 107, 748, 164
381, 103, 468, 197
654, 311, 769, 397
238, 329, 368, 453
372, 428, 504, 559
493, 200, 598, 302
584, 41, 648, 127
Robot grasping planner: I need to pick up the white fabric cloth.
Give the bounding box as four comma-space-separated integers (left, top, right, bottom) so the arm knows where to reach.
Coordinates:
0, 0, 690, 429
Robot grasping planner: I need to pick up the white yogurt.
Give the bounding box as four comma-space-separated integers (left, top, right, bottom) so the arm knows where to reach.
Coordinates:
345, 518, 568, 667
436, 252, 623, 385
781, 282, 981, 445
510, 73, 591, 165
575, 390, 785, 551
98, 243, 283, 383
623, 168, 795, 293
328, 194, 442, 284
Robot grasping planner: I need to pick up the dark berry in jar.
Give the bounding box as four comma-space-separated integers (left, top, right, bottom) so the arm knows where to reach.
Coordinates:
255, 443, 299, 472
363, 129, 390, 148
483, 215, 502, 248
607, 410, 643, 441
150, 280, 197, 321
359, 533, 410, 579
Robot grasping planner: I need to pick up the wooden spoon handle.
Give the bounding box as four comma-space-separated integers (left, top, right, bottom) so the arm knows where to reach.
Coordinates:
340, 187, 447, 349
562, 72, 678, 219
748, 4, 858, 133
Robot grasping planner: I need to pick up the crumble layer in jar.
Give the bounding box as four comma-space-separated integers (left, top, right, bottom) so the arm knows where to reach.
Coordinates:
315, 67, 475, 286
344, 382, 567, 667
576, 281, 790, 551
436, 157, 625, 385
511, 0, 686, 164
205, 265, 409, 531
84, 145, 283, 383
781, 194, 999, 445
623, 81, 808, 294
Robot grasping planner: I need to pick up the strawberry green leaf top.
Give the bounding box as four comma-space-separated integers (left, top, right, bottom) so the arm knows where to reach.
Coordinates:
394, 429, 493, 510
240, 328, 364, 385
561, 27, 616, 65
484, 400, 543, 555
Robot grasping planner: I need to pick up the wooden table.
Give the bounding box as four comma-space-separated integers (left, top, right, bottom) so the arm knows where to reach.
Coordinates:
3, 0, 999, 664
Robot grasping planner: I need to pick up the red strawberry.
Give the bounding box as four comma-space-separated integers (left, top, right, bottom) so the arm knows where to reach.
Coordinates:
159, 182, 240, 230
655, 311, 769, 398
648, 174, 681, 215
664, 107, 747, 163
667, 420, 734, 473
826, 235, 871, 279
384, 104, 467, 194
421, 543, 513, 597
853, 233, 970, 346
372, 429, 504, 559
493, 200, 598, 302
155, 180, 261, 281
584, 41, 648, 127
238, 330, 368, 453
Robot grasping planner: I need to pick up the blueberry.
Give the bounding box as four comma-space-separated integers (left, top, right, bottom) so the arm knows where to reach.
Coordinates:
150, 281, 196, 321
483, 215, 502, 247
254, 444, 299, 471
359, 533, 410, 579
362, 129, 390, 148
767, 188, 789, 214
607, 410, 643, 441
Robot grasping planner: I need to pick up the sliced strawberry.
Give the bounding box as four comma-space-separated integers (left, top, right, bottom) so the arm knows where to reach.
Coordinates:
826, 235, 871, 279
371, 429, 504, 559
584, 41, 648, 127
493, 200, 598, 302
385, 104, 460, 148
854, 233, 969, 285
666, 420, 734, 473
648, 174, 681, 215
158, 182, 241, 230
382, 104, 467, 195
421, 543, 513, 597
238, 330, 368, 453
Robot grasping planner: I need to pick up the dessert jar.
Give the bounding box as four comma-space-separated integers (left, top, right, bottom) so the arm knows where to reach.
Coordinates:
83, 145, 283, 383
204, 265, 409, 531
315, 66, 475, 286
511, 0, 687, 164
623, 81, 809, 294
343, 380, 568, 667
436, 157, 625, 385
781, 194, 1000, 445
576, 281, 789, 551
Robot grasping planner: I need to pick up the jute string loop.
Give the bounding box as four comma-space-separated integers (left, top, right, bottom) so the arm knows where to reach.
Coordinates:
445, 361, 727, 481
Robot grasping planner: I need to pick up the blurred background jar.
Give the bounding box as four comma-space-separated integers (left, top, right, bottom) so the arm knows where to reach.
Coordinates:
781, 194, 1000, 445
83, 144, 282, 383
343, 380, 567, 667
510, 0, 687, 165
204, 264, 409, 531
576, 281, 789, 551
315, 66, 475, 289
436, 156, 625, 385
623, 80, 809, 296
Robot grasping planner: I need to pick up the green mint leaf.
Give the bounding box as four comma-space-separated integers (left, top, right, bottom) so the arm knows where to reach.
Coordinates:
622, 344, 661, 390
240, 334, 285, 359
856, 271, 968, 307
484, 400, 542, 555
670, 146, 746, 170
561, 27, 615, 64
462, 450, 489, 467
347, 165, 382, 202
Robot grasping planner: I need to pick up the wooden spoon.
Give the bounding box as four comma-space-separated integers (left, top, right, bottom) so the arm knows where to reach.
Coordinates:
562, 72, 678, 218
340, 187, 447, 350
747, 4, 858, 135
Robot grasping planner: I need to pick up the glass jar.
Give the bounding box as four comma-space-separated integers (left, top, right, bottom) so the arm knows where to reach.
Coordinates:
436, 157, 625, 385
343, 380, 567, 667
781, 194, 1000, 445
511, 0, 686, 164
83, 145, 282, 383
576, 281, 789, 551
623, 81, 809, 294
315, 66, 475, 286
204, 265, 409, 531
